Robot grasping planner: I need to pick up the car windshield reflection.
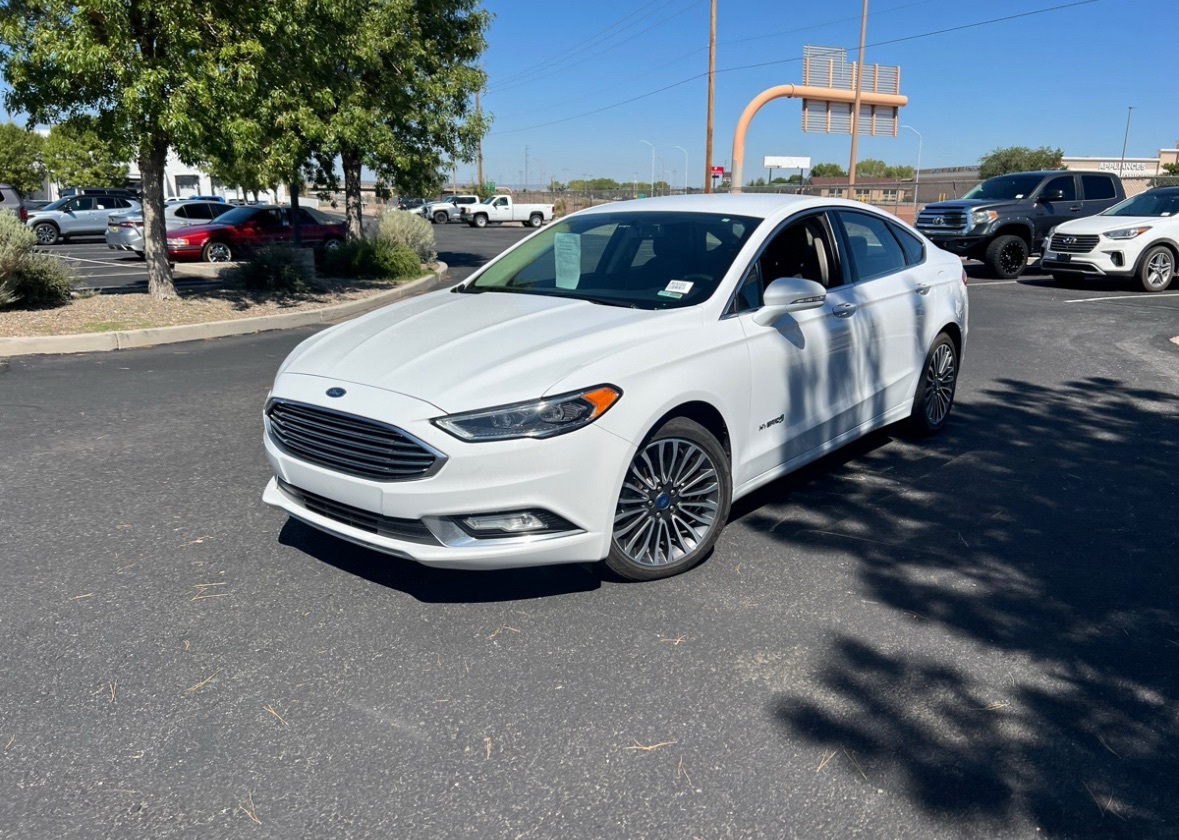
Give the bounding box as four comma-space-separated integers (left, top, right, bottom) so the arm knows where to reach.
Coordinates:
1102, 191, 1179, 217
463, 211, 758, 310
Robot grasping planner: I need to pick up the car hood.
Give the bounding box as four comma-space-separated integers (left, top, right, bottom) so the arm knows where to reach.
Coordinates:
1052, 214, 1169, 235
278, 288, 695, 412
923, 198, 1021, 213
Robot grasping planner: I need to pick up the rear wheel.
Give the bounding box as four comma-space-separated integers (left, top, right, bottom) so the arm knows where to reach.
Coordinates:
202, 240, 233, 262
322, 236, 343, 252
605, 417, 731, 582
907, 333, 958, 436
528, 213, 544, 228
984, 234, 1028, 279
1138, 245, 1174, 292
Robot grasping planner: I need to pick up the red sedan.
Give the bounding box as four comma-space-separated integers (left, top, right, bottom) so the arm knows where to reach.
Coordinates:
165, 205, 346, 262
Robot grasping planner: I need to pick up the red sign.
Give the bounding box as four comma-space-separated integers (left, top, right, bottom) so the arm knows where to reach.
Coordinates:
709, 165, 724, 176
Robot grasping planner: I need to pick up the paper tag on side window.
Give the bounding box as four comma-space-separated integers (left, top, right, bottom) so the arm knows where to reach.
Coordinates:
665, 280, 694, 295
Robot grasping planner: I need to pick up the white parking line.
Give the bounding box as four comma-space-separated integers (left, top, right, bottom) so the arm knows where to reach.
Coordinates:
1065, 292, 1179, 303
49, 253, 141, 268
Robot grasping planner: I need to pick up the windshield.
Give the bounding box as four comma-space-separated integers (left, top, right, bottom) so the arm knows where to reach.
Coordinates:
462, 210, 759, 310
1101, 190, 1179, 217
42, 198, 70, 210
962, 173, 1045, 201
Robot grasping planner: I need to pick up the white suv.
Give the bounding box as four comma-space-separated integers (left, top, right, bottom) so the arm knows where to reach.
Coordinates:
26, 194, 141, 244
1042, 186, 1179, 292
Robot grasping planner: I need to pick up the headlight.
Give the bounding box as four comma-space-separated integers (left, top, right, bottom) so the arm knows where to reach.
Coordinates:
970, 209, 998, 227
433, 385, 621, 441
1103, 226, 1151, 240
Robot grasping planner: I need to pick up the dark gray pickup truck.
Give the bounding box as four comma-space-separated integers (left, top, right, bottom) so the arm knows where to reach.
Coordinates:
915, 170, 1125, 278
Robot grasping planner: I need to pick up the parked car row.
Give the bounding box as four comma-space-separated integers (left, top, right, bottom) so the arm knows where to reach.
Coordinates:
105, 199, 235, 257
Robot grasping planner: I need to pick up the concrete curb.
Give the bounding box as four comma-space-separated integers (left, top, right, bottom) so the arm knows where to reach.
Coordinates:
0, 264, 449, 358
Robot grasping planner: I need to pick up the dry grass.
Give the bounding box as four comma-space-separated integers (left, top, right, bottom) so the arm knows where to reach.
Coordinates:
0, 275, 406, 338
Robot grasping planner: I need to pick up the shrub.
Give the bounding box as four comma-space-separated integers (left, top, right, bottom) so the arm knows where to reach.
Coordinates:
226, 245, 314, 292
0, 212, 74, 309
372, 209, 437, 264
321, 239, 425, 281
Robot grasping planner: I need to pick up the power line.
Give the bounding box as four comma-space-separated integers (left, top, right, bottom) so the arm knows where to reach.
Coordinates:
487, 0, 1105, 136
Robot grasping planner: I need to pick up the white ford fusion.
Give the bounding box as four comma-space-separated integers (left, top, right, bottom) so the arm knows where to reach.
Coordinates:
262, 194, 968, 581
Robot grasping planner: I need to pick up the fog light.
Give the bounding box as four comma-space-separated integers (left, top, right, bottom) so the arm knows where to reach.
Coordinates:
1106, 251, 1124, 268
461, 512, 548, 533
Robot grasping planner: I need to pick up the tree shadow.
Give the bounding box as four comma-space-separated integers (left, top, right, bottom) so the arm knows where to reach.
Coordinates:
748, 377, 1179, 837
277, 518, 602, 603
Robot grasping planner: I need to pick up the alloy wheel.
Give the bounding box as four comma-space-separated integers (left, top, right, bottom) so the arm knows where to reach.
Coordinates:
923, 342, 957, 427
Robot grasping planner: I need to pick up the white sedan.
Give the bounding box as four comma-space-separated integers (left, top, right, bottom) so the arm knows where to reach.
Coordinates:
262, 194, 968, 581
1042, 186, 1179, 292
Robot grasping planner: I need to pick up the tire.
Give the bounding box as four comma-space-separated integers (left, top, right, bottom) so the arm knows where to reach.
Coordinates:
907, 333, 959, 436
433, 211, 449, 225
528, 213, 544, 228
1138, 244, 1174, 292
472, 214, 488, 229
202, 240, 233, 262
322, 236, 343, 252
134, 251, 145, 260
33, 222, 59, 245
984, 234, 1028, 279
605, 417, 732, 582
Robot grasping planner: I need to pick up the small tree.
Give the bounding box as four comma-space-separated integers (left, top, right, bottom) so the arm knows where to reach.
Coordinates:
0, 122, 46, 197
979, 146, 1063, 179
810, 162, 847, 178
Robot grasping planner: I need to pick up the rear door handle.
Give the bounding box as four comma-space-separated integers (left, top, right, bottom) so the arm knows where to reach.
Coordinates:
833, 302, 857, 318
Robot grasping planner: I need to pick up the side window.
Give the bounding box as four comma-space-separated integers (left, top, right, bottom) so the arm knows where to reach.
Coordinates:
256, 209, 283, 229
731, 263, 763, 314
1081, 174, 1116, 200
888, 220, 925, 266
189, 204, 214, 220
835, 211, 908, 282
1042, 175, 1076, 201
172, 205, 192, 219
71, 197, 95, 211
210, 203, 233, 219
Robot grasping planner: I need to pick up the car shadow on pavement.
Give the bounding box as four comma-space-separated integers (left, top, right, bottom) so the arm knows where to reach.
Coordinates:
743, 376, 1179, 837
278, 518, 602, 603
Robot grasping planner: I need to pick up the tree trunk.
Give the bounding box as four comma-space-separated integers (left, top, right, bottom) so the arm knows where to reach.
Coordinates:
342, 145, 364, 242
140, 136, 177, 300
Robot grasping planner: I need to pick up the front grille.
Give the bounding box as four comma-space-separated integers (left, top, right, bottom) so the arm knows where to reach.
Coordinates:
277, 479, 440, 544
916, 209, 969, 234
1049, 233, 1100, 254
266, 399, 443, 481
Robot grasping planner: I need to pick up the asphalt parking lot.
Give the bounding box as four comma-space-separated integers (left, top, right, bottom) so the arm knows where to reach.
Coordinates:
3, 225, 1179, 838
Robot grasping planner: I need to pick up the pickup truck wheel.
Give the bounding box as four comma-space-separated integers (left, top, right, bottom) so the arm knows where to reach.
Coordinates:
472, 213, 488, 228
433, 211, 449, 225
527, 213, 544, 228
984, 234, 1028, 279
1138, 245, 1174, 292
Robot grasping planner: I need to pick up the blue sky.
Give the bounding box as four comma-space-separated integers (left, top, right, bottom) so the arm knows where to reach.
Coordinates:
477, 0, 1179, 188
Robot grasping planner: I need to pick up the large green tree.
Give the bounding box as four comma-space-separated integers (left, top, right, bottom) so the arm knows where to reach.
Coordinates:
0, 0, 275, 299
978, 145, 1064, 179
0, 122, 45, 197
42, 118, 130, 189
810, 162, 847, 178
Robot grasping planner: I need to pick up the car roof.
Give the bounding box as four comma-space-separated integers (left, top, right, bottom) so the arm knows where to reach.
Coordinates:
569, 192, 875, 221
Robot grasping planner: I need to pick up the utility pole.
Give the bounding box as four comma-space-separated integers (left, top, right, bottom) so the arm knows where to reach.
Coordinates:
476, 90, 484, 190
847, 0, 869, 194
704, 0, 716, 193
1119, 106, 1135, 178
524, 145, 530, 192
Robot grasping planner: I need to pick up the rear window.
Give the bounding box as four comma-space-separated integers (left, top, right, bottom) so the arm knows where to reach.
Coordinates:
1081, 175, 1117, 200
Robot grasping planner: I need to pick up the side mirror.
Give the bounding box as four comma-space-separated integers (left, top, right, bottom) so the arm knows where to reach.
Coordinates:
752, 276, 827, 326
1037, 189, 1065, 202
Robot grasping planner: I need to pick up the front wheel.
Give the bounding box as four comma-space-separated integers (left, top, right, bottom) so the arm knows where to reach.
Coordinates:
907, 333, 959, 436
33, 222, 59, 245
1138, 245, 1174, 292
606, 417, 732, 582
433, 211, 449, 225
984, 234, 1028, 279
472, 214, 488, 229
202, 240, 233, 262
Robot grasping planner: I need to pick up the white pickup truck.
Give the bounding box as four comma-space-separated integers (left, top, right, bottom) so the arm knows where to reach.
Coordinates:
461, 195, 555, 228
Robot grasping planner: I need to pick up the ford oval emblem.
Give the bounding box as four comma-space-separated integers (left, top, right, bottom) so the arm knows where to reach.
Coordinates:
326, 387, 346, 398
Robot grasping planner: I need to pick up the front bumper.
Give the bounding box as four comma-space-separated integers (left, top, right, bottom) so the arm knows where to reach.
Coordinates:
261, 375, 633, 570
1041, 245, 1135, 277
919, 233, 987, 257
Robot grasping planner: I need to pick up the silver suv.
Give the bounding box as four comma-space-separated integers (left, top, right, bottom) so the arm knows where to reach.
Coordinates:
26, 194, 140, 244
0, 184, 27, 224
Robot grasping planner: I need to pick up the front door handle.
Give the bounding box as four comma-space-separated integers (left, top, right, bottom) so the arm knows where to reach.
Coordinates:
833, 302, 857, 318
915, 283, 931, 296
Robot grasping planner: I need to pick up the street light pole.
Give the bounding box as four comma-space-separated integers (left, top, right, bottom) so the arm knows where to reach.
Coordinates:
1118, 106, 1135, 178
901, 124, 922, 216
640, 140, 655, 197
674, 145, 688, 194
